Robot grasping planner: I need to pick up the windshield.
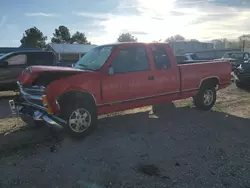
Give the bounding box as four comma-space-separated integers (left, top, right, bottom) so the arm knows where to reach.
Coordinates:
223, 53, 243, 59
75, 45, 114, 71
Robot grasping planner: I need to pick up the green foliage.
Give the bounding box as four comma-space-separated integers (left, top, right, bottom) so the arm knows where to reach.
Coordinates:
165, 34, 185, 42
71, 31, 90, 44
51, 25, 71, 43
117, 33, 137, 42
51, 25, 90, 44
20, 27, 47, 48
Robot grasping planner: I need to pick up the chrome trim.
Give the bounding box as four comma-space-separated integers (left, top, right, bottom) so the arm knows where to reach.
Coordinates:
19, 101, 47, 111
43, 115, 63, 128
97, 89, 199, 107
17, 81, 44, 101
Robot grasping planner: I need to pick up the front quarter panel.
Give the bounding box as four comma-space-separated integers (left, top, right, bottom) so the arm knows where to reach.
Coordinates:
45, 72, 101, 114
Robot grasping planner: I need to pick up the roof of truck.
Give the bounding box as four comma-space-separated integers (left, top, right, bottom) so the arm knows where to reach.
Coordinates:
99, 42, 170, 47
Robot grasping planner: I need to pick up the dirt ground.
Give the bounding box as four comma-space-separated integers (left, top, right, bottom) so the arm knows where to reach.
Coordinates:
0, 84, 250, 188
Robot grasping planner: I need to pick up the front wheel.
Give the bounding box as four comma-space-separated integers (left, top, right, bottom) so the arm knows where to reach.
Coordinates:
193, 87, 216, 111
60, 100, 97, 138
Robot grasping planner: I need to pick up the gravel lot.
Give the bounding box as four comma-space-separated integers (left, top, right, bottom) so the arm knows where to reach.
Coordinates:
0, 85, 250, 188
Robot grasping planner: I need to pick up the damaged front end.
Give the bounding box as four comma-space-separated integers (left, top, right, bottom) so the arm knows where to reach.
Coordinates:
9, 81, 67, 129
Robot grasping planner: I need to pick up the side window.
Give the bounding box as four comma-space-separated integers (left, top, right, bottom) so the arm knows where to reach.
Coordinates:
7, 54, 27, 65
151, 46, 171, 69
112, 46, 149, 73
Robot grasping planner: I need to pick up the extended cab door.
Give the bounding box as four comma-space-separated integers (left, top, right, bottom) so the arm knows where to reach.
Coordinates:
147, 44, 180, 100
101, 44, 154, 105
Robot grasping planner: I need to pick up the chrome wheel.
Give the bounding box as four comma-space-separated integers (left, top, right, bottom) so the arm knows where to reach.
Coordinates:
69, 108, 91, 133
203, 89, 213, 106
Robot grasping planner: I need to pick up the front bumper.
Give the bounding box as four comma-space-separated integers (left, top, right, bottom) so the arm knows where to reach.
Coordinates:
9, 82, 66, 128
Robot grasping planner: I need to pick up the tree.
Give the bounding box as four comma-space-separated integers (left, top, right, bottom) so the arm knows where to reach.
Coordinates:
165, 34, 185, 42
51, 25, 71, 43
20, 27, 47, 48
117, 33, 137, 42
71, 31, 90, 44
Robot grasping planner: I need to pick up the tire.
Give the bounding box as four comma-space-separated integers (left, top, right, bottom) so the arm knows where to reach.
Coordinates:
193, 86, 216, 111
60, 99, 97, 138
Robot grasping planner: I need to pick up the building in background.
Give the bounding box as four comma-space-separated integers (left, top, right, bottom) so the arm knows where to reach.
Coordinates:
169, 41, 214, 55
168, 40, 241, 59
46, 43, 97, 64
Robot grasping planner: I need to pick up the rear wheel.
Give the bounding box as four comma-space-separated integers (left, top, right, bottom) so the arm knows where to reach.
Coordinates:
193, 86, 216, 110
60, 99, 97, 138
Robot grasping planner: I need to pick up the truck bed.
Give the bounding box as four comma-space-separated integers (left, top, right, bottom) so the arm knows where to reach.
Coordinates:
178, 61, 232, 92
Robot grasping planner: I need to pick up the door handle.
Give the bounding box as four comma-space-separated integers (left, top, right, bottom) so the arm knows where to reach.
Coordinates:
148, 75, 154, 80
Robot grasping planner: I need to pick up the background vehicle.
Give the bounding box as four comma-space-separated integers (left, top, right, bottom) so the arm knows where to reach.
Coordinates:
0, 51, 57, 91
175, 55, 210, 64
11, 42, 232, 138
214, 52, 250, 70
0, 51, 73, 91
232, 61, 250, 88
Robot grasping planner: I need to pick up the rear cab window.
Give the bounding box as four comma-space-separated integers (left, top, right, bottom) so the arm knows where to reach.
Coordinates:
150, 45, 171, 69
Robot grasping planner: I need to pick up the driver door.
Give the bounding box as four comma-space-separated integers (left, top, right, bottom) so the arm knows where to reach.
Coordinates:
101, 45, 153, 105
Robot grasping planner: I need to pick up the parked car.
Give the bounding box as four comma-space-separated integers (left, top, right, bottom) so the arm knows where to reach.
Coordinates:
184, 53, 211, 61
175, 55, 210, 64
214, 52, 250, 70
0, 50, 66, 91
232, 60, 250, 88
9, 42, 232, 138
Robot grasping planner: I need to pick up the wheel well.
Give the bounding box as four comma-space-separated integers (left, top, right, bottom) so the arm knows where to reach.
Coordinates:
57, 90, 96, 109
200, 77, 219, 88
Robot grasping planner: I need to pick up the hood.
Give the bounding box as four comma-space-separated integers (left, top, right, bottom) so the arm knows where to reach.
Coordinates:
19, 65, 92, 86
27, 65, 85, 73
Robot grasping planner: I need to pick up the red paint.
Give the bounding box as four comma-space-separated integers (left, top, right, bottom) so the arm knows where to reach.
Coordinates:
19, 43, 232, 115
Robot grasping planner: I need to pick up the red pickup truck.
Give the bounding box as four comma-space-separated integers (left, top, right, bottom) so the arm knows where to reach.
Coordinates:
10, 42, 232, 138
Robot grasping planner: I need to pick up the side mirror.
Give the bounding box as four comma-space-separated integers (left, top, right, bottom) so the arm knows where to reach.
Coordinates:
0, 61, 8, 68
108, 67, 114, 76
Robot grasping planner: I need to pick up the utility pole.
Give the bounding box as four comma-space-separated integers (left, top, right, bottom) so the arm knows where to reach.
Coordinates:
242, 39, 245, 52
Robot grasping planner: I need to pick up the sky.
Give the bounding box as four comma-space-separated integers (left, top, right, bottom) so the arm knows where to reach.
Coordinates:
0, 0, 249, 47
